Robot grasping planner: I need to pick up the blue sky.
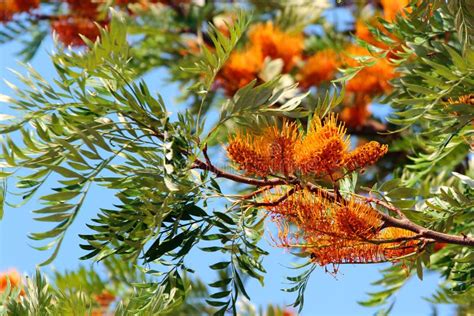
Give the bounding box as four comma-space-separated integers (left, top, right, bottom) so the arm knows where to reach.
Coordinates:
0, 31, 456, 316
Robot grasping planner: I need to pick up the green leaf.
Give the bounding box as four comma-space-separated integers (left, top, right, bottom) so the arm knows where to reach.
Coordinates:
144, 231, 186, 262
41, 191, 81, 202
209, 261, 231, 270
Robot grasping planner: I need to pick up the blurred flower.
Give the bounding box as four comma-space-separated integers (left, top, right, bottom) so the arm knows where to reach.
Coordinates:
94, 290, 116, 307
52, 16, 105, 46
218, 44, 264, 95
447, 94, 474, 106
10, 0, 39, 13
248, 22, 304, 72
91, 290, 115, 316
64, 0, 101, 17
0, 2, 14, 22
0, 0, 39, 22
0, 269, 25, 296
355, 19, 390, 50
381, 0, 409, 22
344, 45, 397, 96
298, 49, 339, 88
340, 94, 372, 127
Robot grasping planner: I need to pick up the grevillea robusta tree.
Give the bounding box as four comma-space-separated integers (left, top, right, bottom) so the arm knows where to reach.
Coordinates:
0, 0, 473, 315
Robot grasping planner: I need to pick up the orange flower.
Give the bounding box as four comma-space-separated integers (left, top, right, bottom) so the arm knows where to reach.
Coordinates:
434, 242, 447, 252
344, 45, 397, 96
218, 21, 303, 95
355, 19, 390, 50
0, 2, 14, 22
265, 189, 419, 265
52, 16, 106, 46
381, 0, 409, 22
227, 121, 298, 176
266, 190, 389, 265
0, 269, 24, 296
340, 94, 372, 127
218, 44, 264, 95
248, 22, 303, 72
64, 0, 102, 18
94, 290, 116, 307
344, 141, 388, 172
228, 114, 387, 177
9, 0, 39, 13
378, 227, 418, 259
1, 0, 39, 22
294, 114, 350, 175
298, 49, 339, 88
447, 94, 474, 106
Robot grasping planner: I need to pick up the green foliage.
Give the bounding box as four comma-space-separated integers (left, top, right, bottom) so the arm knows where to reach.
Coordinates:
0, 2, 473, 315
282, 260, 316, 312
184, 11, 250, 94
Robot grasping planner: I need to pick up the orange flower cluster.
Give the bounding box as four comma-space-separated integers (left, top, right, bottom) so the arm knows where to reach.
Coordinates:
248, 22, 304, 72
265, 189, 418, 265
227, 114, 388, 177
344, 45, 397, 97
52, 16, 104, 47
0, 269, 25, 296
0, 0, 39, 22
91, 290, 116, 315
340, 94, 371, 127
50, 1, 170, 46
218, 22, 304, 95
218, 45, 264, 96
381, 0, 410, 22
447, 94, 474, 106
50, 0, 110, 46
339, 45, 398, 127
227, 121, 299, 176
341, 0, 408, 127
298, 49, 340, 89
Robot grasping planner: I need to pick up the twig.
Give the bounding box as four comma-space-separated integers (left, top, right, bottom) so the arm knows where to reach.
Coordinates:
192, 151, 474, 247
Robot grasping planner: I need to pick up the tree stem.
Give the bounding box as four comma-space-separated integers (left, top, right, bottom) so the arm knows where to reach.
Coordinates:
192, 156, 474, 247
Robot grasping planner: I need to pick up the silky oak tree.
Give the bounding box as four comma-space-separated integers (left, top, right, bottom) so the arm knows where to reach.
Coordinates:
0, 0, 473, 315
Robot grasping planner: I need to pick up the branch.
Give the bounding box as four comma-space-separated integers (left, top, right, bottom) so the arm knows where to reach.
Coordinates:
191, 158, 296, 187
192, 150, 474, 248
253, 187, 297, 207
305, 183, 474, 247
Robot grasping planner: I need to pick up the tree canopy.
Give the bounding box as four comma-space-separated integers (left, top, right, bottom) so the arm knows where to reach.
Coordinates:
0, 0, 473, 315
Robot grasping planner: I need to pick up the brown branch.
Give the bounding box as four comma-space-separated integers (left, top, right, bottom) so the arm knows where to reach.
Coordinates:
192, 152, 474, 248
191, 158, 296, 187
364, 196, 407, 219
253, 187, 297, 207
239, 186, 272, 200
305, 182, 474, 247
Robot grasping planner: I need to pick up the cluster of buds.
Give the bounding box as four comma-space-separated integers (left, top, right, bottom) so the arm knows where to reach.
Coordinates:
264, 189, 418, 265
227, 114, 388, 178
